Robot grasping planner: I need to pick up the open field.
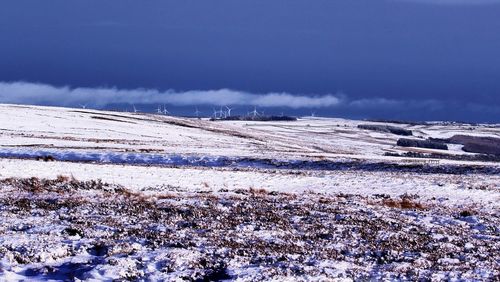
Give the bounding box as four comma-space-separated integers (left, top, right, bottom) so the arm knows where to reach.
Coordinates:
0, 104, 499, 280
0, 177, 498, 281
1, 104, 499, 163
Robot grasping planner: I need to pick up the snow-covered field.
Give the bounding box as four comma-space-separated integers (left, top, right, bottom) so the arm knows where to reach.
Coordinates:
0, 104, 499, 280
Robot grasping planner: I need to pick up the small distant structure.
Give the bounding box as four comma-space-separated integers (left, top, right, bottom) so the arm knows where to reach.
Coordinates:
248, 106, 260, 118
225, 106, 234, 117
212, 106, 230, 118
133, 105, 139, 113
194, 107, 201, 118
219, 106, 227, 119
162, 105, 170, 115
210, 106, 296, 122
212, 108, 220, 119
79, 104, 88, 109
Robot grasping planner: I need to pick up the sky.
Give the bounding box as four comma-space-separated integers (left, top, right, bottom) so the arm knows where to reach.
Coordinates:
1, 0, 499, 122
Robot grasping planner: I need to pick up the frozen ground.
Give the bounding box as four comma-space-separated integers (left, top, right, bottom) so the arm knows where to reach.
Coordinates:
0, 104, 499, 281
1, 104, 499, 163
0, 177, 498, 281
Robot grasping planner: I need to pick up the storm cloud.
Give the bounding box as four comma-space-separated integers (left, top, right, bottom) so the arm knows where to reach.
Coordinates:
1, 1, 499, 122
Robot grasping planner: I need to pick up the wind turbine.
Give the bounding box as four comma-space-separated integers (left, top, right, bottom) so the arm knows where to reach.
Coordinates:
212, 108, 219, 119
194, 107, 201, 117
311, 111, 316, 117
249, 106, 260, 118
79, 104, 88, 109
162, 105, 170, 115
219, 106, 227, 119
132, 104, 139, 113
157, 105, 162, 114
225, 106, 235, 117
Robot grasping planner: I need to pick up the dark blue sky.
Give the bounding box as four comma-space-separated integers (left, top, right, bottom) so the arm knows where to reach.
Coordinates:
1, 0, 499, 122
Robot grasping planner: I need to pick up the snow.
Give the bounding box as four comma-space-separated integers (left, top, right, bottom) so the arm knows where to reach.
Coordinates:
0, 158, 498, 210
0, 104, 499, 280
1, 104, 498, 164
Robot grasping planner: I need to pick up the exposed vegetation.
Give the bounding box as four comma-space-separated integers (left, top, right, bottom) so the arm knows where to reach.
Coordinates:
430, 135, 500, 155
0, 177, 498, 280
385, 151, 500, 163
365, 119, 429, 126
397, 138, 448, 150
358, 124, 413, 136
210, 115, 297, 121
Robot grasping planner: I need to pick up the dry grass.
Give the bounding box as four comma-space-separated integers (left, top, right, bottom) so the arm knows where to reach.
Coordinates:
0, 177, 498, 280
381, 197, 427, 210
249, 187, 268, 196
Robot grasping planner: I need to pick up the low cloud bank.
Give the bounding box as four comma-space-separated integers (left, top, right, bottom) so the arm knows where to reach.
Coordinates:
349, 98, 443, 111
1, 81, 497, 121
0, 81, 342, 109
0, 81, 447, 110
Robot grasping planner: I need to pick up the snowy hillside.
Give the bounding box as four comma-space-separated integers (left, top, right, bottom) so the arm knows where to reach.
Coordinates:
0, 104, 499, 280
1, 104, 498, 163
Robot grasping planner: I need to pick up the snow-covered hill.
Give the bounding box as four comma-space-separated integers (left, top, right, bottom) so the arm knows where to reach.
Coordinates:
1, 103, 498, 163
0, 104, 498, 280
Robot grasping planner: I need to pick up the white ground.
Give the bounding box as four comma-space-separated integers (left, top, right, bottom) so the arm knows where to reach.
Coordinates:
1, 103, 498, 163
0, 104, 499, 280
1, 103, 498, 208
0, 158, 498, 211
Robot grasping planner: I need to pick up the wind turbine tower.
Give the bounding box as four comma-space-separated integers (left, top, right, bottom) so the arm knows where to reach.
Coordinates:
225, 106, 234, 117
250, 106, 260, 118
162, 105, 170, 115
220, 106, 227, 119
194, 107, 201, 118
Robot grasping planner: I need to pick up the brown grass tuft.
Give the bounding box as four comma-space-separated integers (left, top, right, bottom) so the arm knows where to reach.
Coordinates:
459, 210, 473, 217
381, 197, 426, 210
56, 175, 71, 182
249, 187, 268, 196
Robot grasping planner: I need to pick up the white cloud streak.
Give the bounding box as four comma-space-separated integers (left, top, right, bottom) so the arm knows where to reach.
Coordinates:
0, 81, 342, 109
349, 98, 443, 110
0, 81, 453, 113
